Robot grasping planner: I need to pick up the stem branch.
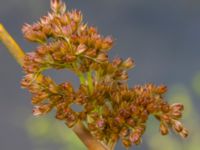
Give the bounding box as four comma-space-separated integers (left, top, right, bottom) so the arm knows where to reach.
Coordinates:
0, 24, 25, 66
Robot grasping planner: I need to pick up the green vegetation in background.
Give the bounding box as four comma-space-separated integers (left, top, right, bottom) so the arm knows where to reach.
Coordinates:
192, 71, 200, 97
26, 115, 87, 150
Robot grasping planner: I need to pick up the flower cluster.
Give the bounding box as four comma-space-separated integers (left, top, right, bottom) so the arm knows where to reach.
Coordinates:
21, 0, 188, 148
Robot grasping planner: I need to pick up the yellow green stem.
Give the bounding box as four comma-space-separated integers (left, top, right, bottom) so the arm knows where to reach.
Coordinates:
0, 24, 25, 66
78, 73, 86, 85
87, 71, 93, 94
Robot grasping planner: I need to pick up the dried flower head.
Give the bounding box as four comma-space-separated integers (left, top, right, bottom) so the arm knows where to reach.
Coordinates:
21, 0, 188, 148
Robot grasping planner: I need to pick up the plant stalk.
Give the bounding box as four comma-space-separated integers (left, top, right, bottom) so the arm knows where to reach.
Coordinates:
0, 24, 25, 66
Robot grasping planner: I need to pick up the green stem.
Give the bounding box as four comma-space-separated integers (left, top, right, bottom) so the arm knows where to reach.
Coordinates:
78, 73, 85, 84
0, 24, 25, 65
87, 71, 93, 93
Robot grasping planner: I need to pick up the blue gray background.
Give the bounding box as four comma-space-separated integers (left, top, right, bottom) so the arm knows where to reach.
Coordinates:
0, 0, 199, 150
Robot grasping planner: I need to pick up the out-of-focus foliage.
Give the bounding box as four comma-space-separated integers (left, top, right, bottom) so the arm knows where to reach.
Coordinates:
192, 71, 200, 97
26, 115, 86, 150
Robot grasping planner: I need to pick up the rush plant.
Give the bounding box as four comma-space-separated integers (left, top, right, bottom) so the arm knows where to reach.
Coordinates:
0, 0, 188, 149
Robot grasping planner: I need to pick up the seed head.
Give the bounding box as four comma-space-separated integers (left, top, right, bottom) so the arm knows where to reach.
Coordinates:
21, 0, 188, 149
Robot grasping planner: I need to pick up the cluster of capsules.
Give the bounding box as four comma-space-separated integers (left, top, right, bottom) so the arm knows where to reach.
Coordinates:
21, 0, 188, 148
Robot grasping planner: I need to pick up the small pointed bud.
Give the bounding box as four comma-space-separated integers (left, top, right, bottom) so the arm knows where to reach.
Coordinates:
76, 44, 87, 55
96, 53, 108, 62
61, 82, 74, 93
65, 54, 76, 62
65, 120, 76, 128
85, 49, 97, 57
48, 84, 58, 94
33, 104, 51, 116
114, 70, 128, 80
40, 16, 49, 25
161, 103, 170, 113
160, 123, 169, 135
173, 120, 183, 133
33, 57, 43, 63
171, 111, 182, 119
180, 128, 188, 138
161, 114, 171, 123
22, 24, 31, 34
127, 118, 136, 128
120, 127, 129, 137
62, 25, 73, 36
21, 74, 34, 87
56, 112, 65, 120
33, 106, 43, 116
101, 36, 113, 50
52, 51, 63, 61
96, 119, 105, 129
88, 123, 96, 131
80, 23, 87, 32
156, 85, 167, 94
129, 132, 141, 145
112, 57, 122, 67
122, 139, 131, 148
110, 134, 119, 143
25, 31, 47, 43
121, 57, 135, 69
170, 103, 184, 112
51, 0, 66, 14
32, 92, 48, 104
36, 46, 47, 55
71, 10, 82, 23
146, 103, 155, 113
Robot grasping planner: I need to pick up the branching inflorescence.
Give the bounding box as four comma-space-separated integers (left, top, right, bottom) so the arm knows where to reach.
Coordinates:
21, 0, 188, 149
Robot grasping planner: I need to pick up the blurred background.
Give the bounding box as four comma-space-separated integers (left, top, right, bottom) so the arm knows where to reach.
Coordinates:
0, 0, 200, 149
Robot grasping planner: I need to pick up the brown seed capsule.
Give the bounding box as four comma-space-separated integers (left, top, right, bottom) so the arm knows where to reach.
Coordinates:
56, 111, 65, 120
129, 132, 141, 145
110, 133, 119, 143
160, 123, 169, 135
25, 31, 47, 43
112, 57, 122, 67
170, 103, 184, 112
48, 84, 58, 94
76, 44, 87, 55
122, 139, 131, 148
33, 106, 43, 116
85, 49, 97, 57
180, 128, 188, 138
120, 127, 129, 137
171, 111, 182, 119
101, 36, 113, 50
161, 103, 170, 113
154, 85, 167, 94
33, 104, 51, 116
96, 119, 105, 129
114, 70, 128, 80
65, 54, 76, 62
161, 114, 171, 123
173, 120, 183, 133
61, 82, 74, 93
96, 53, 108, 62
127, 118, 136, 128
121, 57, 135, 69
51, 0, 66, 14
